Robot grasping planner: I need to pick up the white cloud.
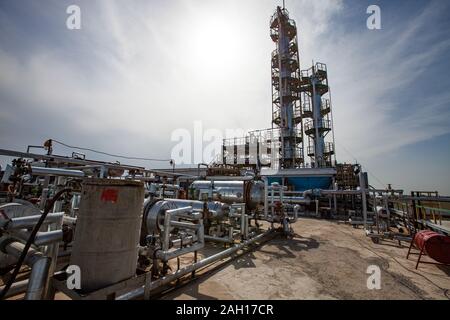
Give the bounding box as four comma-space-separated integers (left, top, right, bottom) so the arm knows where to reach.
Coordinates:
0, 0, 449, 192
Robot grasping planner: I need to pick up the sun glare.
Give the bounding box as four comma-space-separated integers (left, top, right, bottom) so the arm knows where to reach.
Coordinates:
188, 14, 243, 74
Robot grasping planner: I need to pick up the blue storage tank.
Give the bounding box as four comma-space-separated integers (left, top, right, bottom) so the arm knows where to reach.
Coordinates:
267, 176, 332, 192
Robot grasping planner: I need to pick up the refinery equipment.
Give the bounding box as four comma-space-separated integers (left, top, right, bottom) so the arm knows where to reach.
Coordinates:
217, 6, 339, 216
70, 179, 144, 293
0, 4, 449, 301
220, 6, 335, 171
270, 6, 304, 169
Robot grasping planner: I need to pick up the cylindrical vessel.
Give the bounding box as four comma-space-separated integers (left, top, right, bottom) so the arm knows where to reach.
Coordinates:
188, 180, 264, 209
143, 198, 229, 235
414, 231, 450, 264
70, 179, 144, 293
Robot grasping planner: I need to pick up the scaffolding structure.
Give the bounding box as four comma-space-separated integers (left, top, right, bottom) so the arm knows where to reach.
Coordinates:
300, 63, 336, 167
216, 5, 337, 170
270, 6, 304, 169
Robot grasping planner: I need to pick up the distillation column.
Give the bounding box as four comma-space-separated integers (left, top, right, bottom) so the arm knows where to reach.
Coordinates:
270, 6, 303, 169
302, 63, 335, 168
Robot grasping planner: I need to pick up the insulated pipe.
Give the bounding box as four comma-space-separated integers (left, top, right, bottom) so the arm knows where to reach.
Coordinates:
234, 204, 247, 239
154, 184, 180, 189
204, 176, 254, 181
359, 172, 368, 230
171, 236, 196, 247
229, 226, 234, 240
30, 167, 84, 177
261, 177, 269, 219
144, 199, 221, 235
170, 220, 200, 230
0, 279, 28, 299
322, 190, 362, 195
26, 256, 51, 300
0, 239, 51, 300
383, 195, 390, 227
197, 163, 208, 177
303, 189, 313, 198
267, 196, 311, 205
244, 215, 249, 239
63, 216, 77, 225
0, 212, 64, 230
9, 230, 63, 247
116, 229, 274, 300
156, 242, 204, 261
162, 208, 191, 252
303, 189, 364, 197
292, 205, 299, 223
157, 206, 204, 262
204, 235, 234, 243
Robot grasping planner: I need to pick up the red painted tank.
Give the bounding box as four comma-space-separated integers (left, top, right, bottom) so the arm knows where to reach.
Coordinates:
414, 230, 450, 264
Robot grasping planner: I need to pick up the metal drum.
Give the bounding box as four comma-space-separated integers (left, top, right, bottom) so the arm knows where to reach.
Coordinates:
414, 230, 450, 264
70, 179, 144, 293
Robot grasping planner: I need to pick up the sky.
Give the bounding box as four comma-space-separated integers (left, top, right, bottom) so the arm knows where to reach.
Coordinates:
0, 0, 449, 194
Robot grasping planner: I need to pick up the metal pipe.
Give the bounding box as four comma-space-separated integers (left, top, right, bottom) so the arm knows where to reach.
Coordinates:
1, 240, 51, 300
171, 236, 195, 247
321, 190, 362, 195
26, 256, 51, 300
162, 210, 172, 253
170, 220, 200, 230
116, 229, 274, 300
0, 279, 28, 299
262, 177, 269, 219
44, 191, 64, 300
9, 230, 63, 246
291, 205, 299, 223
268, 196, 311, 204
156, 242, 204, 261
333, 182, 338, 214
63, 216, 77, 225
0, 148, 145, 172
157, 206, 204, 262
399, 196, 450, 202
359, 172, 368, 230
197, 163, 208, 177
204, 176, 254, 181
1, 212, 64, 230
244, 215, 249, 239
240, 205, 246, 239
30, 166, 85, 177
204, 235, 234, 243
229, 226, 234, 240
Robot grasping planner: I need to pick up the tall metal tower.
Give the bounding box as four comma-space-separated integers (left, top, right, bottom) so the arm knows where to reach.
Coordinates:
219, 5, 336, 170
301, 63, 335, 168
270, 5, 335, 169
270, 6, 303, 169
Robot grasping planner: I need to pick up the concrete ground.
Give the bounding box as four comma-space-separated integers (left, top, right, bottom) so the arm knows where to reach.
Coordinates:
5, 218, 449, 300
162, 218, 450, 300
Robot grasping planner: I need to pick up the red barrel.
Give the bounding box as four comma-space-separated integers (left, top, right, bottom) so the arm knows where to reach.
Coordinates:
414, 230, 450, 264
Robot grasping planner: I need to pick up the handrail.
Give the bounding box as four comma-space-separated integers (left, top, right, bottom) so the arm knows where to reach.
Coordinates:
304, 119, 332, 132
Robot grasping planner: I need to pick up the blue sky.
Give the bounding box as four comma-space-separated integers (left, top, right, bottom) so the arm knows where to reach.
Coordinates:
0, 0, 449, 194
